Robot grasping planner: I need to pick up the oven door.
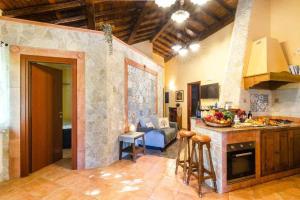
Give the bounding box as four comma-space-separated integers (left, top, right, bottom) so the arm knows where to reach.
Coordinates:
227, 149, 255, 182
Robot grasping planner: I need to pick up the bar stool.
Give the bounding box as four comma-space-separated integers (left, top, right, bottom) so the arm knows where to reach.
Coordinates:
187, 134, 217, 197
175, 130, 196, 182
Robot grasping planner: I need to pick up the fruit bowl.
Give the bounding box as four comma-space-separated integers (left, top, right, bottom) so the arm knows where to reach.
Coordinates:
203, 119, 232, 127
203, 110, 234, 128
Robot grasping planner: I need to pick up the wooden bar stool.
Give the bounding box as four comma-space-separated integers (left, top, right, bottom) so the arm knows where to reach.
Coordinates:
175, 130, 196, 182
187, 134, 217, 197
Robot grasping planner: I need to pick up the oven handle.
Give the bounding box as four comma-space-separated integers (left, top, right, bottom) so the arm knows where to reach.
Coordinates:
235, 152, 253, 157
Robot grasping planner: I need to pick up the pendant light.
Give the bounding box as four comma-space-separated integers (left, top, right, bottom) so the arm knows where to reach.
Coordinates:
171, 10, 190, 24
172, 44, 183, 52
178, 48, 188, 56
155, 0, 176, 8
171, 0, 190, 24
191, 0, 210, 6
189, 42, 200, 52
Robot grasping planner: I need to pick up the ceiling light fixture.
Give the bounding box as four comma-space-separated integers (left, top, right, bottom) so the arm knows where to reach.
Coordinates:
178, 48, 188, 56
189, 43, 200, 52
172, 44, 183, 52
191, 0, 210, 6
155, 0, 176, 8
171, 10, 190, 24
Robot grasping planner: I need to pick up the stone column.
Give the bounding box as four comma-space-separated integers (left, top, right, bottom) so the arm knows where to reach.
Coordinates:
220, 0, 254, 108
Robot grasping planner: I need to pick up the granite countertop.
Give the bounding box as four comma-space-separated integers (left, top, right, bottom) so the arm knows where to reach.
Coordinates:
191, 117, 300, 133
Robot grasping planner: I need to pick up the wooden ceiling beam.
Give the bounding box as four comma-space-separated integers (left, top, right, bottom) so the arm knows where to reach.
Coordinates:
3, 0, 85, 17
153, 47, 171, 57
154, 41, 172, 52
151, 21, 173, 43
153, 49, 167, 58
96, 7, 141, 18
128, 1, 152, 45
151, 2, 180, 43
214, 0, 234, 15
85, 0, 96, 30
198, 6, 221, 22
51, 15, 87, 25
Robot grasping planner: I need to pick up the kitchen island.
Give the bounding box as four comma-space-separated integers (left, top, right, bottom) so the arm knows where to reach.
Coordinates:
191, 117, 300, 193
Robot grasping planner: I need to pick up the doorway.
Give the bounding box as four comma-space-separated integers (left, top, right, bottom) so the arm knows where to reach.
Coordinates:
187, 81, 201, 130
20, 55, 79, 177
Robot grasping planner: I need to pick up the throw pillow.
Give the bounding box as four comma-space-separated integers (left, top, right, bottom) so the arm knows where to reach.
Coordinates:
158, 118, 170, 129
145, 122, 155, 128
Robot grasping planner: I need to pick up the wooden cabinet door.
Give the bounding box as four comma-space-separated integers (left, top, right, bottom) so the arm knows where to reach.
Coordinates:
261, 131, 277, 176
277, 131, 289, 171
261, 130, 289, 176
290, 129, 300, 168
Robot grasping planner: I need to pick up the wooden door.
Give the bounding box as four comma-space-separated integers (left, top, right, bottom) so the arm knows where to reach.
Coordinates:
261, 130, 289, 176
31, 63, 63, 172
187, 82, 200, 130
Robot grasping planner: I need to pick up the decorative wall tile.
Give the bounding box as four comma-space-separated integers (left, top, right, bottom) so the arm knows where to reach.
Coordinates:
250, 93, 269, 112
128, 65, 156, 126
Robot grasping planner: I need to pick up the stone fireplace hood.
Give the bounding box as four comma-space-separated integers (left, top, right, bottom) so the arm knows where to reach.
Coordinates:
244, 37, 300, 90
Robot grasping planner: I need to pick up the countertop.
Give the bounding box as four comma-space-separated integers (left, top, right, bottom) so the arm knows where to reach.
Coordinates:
191, 117, 300, 133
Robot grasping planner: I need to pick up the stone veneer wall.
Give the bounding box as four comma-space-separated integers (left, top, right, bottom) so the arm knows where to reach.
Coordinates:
0, 17, 164, 177
0, 130, 9, 181
220, 0, 254, 108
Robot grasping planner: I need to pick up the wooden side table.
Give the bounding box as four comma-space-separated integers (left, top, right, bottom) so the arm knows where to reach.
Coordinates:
119, 132, 146, 161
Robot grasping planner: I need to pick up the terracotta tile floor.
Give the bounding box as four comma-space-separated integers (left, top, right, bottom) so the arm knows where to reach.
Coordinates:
1, 155, 300, 200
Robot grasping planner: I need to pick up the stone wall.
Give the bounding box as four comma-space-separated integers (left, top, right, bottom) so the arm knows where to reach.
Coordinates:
0, 17, 164, 177
0, 130, 8, 181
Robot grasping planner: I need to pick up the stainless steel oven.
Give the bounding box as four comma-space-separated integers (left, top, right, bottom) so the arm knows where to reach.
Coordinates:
227, 142, 255, 183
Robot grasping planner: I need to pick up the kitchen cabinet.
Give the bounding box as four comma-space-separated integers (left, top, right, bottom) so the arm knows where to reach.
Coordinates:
290, 129, 300, 168
261, 130, 289, 176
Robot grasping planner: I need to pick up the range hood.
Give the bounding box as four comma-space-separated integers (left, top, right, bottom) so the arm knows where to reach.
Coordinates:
244, 37, 300, 90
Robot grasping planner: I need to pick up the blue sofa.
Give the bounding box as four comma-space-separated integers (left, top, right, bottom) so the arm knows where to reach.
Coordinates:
137, 118, 178, 151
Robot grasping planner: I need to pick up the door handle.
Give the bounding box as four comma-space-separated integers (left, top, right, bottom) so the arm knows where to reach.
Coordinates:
59, 112, 63, 118
235, 152, 253, 157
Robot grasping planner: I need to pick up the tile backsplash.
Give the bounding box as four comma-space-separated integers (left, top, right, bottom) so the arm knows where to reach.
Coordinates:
250, 93, 269, 112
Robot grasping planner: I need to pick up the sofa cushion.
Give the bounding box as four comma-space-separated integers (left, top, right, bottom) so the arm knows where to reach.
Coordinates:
161, 127, 177, 144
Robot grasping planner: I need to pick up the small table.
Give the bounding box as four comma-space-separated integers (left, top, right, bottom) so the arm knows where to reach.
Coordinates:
119, 132, 146, 161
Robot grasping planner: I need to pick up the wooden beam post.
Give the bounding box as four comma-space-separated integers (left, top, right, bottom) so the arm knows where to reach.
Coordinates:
85, 0, 96, 30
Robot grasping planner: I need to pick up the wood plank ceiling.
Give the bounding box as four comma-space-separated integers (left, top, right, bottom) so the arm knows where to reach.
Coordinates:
0, 0, 238, 62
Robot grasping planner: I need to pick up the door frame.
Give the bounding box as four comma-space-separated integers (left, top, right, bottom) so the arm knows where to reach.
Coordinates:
9, 45, 86, 177
187, 81, 201, 130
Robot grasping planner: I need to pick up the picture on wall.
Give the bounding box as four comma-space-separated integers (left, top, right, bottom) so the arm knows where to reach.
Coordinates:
175, 90, 184, 102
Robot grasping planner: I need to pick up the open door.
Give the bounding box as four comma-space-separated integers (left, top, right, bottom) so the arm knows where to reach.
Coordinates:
187, 81, 201, 130
31, 63, 63, 172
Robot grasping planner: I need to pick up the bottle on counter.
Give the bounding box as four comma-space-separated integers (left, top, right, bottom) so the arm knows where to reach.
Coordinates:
234, 115, 240, 124
248, 111, 252, 119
